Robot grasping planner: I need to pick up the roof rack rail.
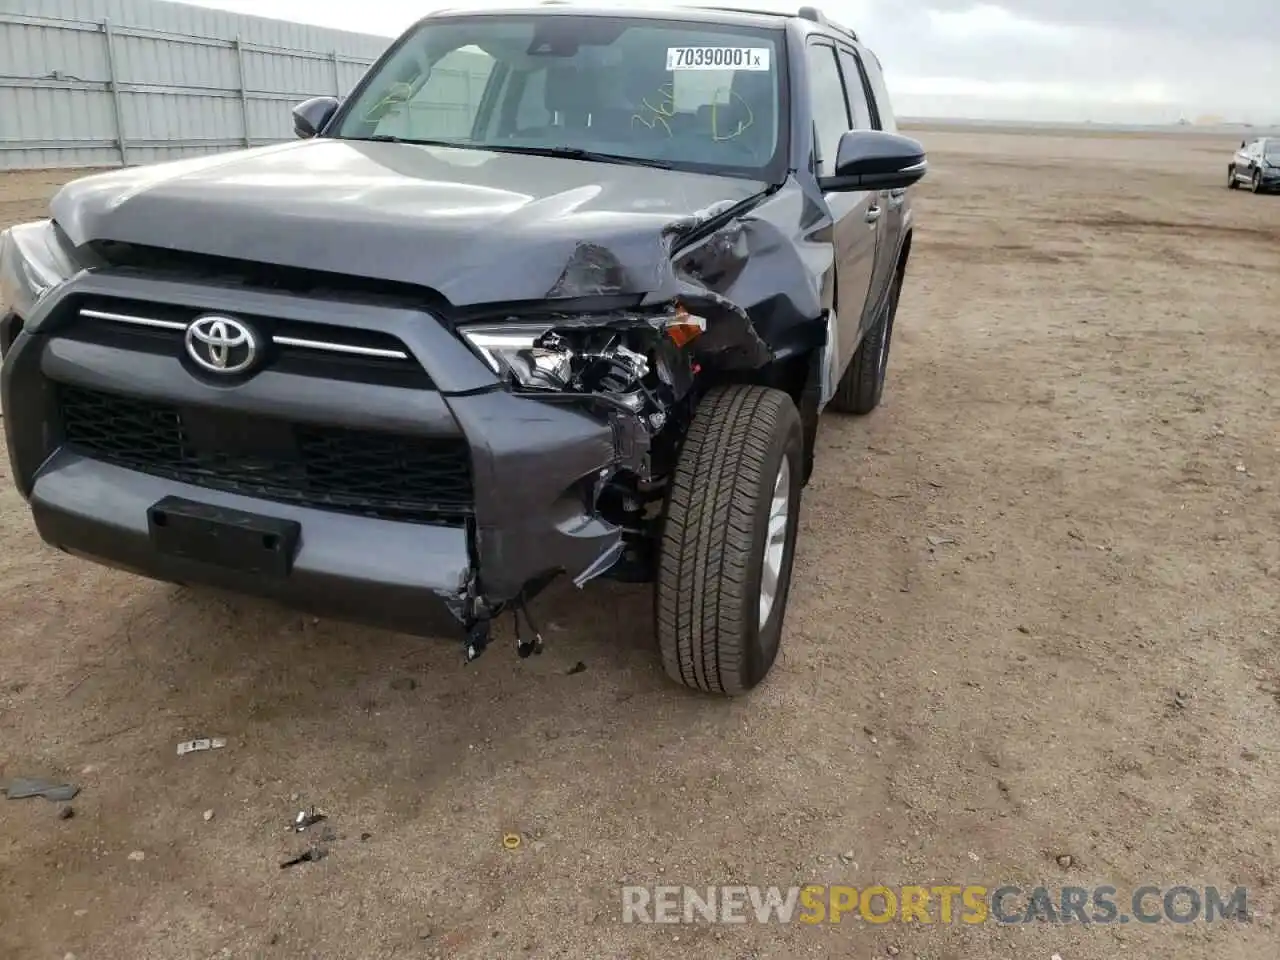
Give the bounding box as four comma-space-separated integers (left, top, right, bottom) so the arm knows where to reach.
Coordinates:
685, 5, 860, 41
798, 6, 859, 41
679, 4, 791, 18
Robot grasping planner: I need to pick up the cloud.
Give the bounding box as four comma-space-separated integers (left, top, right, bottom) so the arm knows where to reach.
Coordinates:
184, 0, 1278, 123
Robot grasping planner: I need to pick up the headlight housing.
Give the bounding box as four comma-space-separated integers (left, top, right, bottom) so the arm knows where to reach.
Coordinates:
458, 323, 565, 389
0, 220, 81, 321
458, 310, 707, 393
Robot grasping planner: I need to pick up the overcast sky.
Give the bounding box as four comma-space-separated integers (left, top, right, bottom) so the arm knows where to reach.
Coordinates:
183, 0, 1278, 124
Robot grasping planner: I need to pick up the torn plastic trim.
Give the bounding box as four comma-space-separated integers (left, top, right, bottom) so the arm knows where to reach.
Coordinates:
818, 306, 840, 410
671, 287, 773, 370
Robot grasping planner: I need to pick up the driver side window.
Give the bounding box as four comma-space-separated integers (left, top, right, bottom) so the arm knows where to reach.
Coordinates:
805, 43, 852, 177
373, 47, 496, 140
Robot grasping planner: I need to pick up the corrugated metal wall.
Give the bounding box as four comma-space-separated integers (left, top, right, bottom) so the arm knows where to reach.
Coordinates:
0, 0, 397, 170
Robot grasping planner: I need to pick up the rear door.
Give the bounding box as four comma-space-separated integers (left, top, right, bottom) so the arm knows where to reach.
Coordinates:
805, 40, 878, 376
839, 45, 899, 330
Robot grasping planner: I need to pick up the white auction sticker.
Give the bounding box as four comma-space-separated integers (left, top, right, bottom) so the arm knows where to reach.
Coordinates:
666, 47, 771, 71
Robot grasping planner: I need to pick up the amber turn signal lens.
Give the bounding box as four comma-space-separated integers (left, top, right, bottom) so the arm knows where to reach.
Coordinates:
665, 322, 703, 347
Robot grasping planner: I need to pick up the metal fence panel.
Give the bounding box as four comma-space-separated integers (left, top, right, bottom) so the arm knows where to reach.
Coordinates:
0, 0, 416, 170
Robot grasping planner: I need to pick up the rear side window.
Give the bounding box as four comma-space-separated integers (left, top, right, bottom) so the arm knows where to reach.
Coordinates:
860, 51, 897, 133
836, 49, 873, 130
805, 43, 851, 176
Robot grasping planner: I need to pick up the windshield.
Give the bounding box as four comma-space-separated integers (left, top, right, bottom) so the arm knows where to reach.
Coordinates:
1265, 141, 1280, 161
332, 14, 786, 179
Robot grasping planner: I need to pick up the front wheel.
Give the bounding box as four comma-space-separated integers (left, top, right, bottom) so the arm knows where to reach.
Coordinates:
655, 385, 803, 695
1227, 165, 1239, 189
1252, 170, 1264, 194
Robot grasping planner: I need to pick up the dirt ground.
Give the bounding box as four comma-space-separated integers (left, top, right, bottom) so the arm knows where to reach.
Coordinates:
1, 129, 1279, 960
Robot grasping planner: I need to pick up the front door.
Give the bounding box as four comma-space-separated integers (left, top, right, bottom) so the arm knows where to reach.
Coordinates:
805, 41, 879, 379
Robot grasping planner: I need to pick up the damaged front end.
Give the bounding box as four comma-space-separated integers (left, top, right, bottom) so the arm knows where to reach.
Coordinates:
448, 298, 770, 661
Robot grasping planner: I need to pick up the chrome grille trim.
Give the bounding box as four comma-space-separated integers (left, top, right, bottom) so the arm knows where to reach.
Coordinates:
77, 307, 411, 361
81, 308, 185, 331
271, 335, 407, 360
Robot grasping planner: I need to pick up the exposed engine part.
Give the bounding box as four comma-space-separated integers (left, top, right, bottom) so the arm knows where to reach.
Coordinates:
506, 322, 696, 463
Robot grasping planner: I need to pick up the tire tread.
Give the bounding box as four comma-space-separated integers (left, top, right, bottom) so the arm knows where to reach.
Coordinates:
656, 384, 797, 695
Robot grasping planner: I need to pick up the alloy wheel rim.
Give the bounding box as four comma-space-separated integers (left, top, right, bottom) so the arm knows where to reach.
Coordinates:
759, 456, 792, 625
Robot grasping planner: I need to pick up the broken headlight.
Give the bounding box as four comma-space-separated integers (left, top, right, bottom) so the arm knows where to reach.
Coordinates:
459, 309, 705, 395
458, 323, 566, 389
0, 221, 81, 322
459, 310, 708, 436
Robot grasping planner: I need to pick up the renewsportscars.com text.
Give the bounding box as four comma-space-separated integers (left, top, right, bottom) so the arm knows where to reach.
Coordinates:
621, 884, 1250, 925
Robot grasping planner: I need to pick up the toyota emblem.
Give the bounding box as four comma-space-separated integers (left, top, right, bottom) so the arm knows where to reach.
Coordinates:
184, 314, 260, 374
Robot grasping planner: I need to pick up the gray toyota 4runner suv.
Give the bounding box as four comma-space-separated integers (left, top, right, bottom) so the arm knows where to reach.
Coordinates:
0, 4, 924, 695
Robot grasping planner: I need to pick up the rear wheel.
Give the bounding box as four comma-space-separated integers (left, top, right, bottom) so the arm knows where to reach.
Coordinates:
655, 384, 803, 695
828, 269, 903, 415
1252, 170, 1264, 194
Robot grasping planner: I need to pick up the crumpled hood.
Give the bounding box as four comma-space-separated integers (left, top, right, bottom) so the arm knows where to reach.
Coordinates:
51, 138, 769, 306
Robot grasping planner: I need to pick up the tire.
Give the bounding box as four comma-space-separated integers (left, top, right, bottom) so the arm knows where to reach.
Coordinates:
828, 268, 903, 415
1227, 165, 1238, 189
655, 384, 803, 695
1252, 171, 1263, 194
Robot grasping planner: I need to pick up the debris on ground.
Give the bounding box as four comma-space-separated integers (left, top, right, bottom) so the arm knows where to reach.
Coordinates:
176, 737, 226, 757
926, 535, 955, 547
567, 662, 587, 675
292, 809, 326, 832
503, 833, 521, 850
1057, 854, 1073, 868
279, 846, 327, 869
58, 805, 75, 820
203, 809, 215, 822
1173, 690, 1191, 709
127, 850, 145, 861
2, 777, 80, 802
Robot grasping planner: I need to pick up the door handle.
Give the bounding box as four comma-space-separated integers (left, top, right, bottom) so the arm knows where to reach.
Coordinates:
865, 204, 883, 224
887, 188, 907, 209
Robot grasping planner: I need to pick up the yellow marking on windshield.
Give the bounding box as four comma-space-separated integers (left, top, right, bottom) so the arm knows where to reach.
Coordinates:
364, 80, 417, 123
631, 83, 677, 137
710, 89, 754, 141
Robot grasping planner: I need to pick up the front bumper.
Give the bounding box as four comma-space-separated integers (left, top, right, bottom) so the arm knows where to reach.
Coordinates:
1, 272, 632, 639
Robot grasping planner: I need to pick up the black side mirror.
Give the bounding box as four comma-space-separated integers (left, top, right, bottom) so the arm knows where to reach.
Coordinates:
293, 96, 341, 139
819, 130, 927, 192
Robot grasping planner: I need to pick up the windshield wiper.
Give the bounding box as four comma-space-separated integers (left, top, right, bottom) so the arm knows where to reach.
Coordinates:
361, 134, 462, 147
477, 144, 674, 169
355, 137, 673, 170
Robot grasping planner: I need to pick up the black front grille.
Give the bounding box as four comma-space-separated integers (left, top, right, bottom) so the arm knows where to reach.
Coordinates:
58, 385, 473, 526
